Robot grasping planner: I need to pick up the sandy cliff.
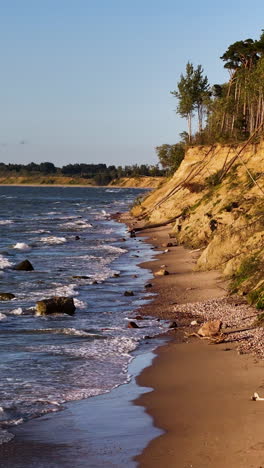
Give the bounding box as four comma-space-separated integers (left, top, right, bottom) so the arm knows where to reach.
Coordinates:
132, 141, 264, 307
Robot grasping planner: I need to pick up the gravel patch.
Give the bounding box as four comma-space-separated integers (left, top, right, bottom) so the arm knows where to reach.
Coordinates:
173, 296, 264, 357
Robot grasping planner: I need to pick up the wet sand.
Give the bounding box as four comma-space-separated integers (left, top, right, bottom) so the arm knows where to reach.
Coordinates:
0, 350, 163, 468
133, 225, 264, 467
136, 341, 264, 468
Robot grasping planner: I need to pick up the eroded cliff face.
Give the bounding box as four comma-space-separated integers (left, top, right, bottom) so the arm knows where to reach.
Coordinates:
110, 176, 165, 188
132, 141, 264, 306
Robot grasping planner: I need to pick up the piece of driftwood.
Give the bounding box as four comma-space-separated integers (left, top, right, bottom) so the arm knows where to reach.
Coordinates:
185, 325, 257, 344
222, 326, 257, 335
252, 392, 264, 401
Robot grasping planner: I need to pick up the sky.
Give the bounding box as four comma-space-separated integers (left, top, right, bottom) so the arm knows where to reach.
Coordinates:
0, 0, 264, 167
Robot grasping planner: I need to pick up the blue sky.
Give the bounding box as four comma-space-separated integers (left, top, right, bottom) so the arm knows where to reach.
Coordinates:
1, 0, 264, 166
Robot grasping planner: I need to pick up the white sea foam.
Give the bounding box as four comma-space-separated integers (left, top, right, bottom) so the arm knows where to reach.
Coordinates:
40, 236, 67, 245
73, 298, 86, 309
38, 328, 101, 338
91, 244, 127, 255
101, 244, 127, 254
60, 220, 93, 230
95, 210, 111, 220
13, 242, 31, 251
52, 283, 77, 297
0, 255, 12, 269
9, 308, 23, 316
30, 229, 50, 234
29, 335, 139, 360
0, 429, 14, 444
0, 313, 7, 320
105, 188, 121, 192
0, 220, 13, 225
6, 418, 24, 426
59, 215, 79, 219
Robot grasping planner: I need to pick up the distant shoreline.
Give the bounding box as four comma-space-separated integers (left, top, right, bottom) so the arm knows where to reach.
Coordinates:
0, 176, 164, 189
0, 183, 148, 189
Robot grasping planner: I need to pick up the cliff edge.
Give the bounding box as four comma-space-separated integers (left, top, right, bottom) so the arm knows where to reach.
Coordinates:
132, 141, 264, 307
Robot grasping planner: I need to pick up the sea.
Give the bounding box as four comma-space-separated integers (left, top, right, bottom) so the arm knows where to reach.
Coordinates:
0, 186, 164, 444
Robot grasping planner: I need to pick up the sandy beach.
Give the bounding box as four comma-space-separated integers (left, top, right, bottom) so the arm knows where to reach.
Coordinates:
132, 224, 264, 467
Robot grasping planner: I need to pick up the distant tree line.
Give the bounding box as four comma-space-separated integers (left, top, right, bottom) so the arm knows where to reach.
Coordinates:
0, 162, 165, 185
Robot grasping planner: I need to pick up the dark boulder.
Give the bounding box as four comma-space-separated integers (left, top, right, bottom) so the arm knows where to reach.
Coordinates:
0, 292, 15, 301
129, 229, 136, 238
127, 321, 139, 329
144, 283, 152, 289
124, 290, 134, 296
169, 321, 178, 329
14, 260, 34, 271
36, 297, 76, 316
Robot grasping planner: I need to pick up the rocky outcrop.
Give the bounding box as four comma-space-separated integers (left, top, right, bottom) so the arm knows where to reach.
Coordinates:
36, 297, 76, 316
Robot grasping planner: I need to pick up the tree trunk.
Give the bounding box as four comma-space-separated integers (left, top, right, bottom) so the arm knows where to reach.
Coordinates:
187, 113, 192, 143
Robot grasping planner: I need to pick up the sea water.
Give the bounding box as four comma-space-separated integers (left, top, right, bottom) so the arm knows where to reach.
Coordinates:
0, 186, 163, 444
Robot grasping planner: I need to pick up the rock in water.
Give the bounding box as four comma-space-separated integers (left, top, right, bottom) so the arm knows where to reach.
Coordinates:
124, 290, 134, 296
127, 321, 139, 329
169, 321, 178, 329
36, 297, 76, 316
0, 292, 15, 301
14, 259, 34, 271
144, 283, 152, 288
198, 320, 222, 337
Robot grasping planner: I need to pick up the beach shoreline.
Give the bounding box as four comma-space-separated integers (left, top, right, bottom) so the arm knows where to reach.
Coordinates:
1, 207, 264, 467
128, 223, 264, 467
0, 203, 167, 467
